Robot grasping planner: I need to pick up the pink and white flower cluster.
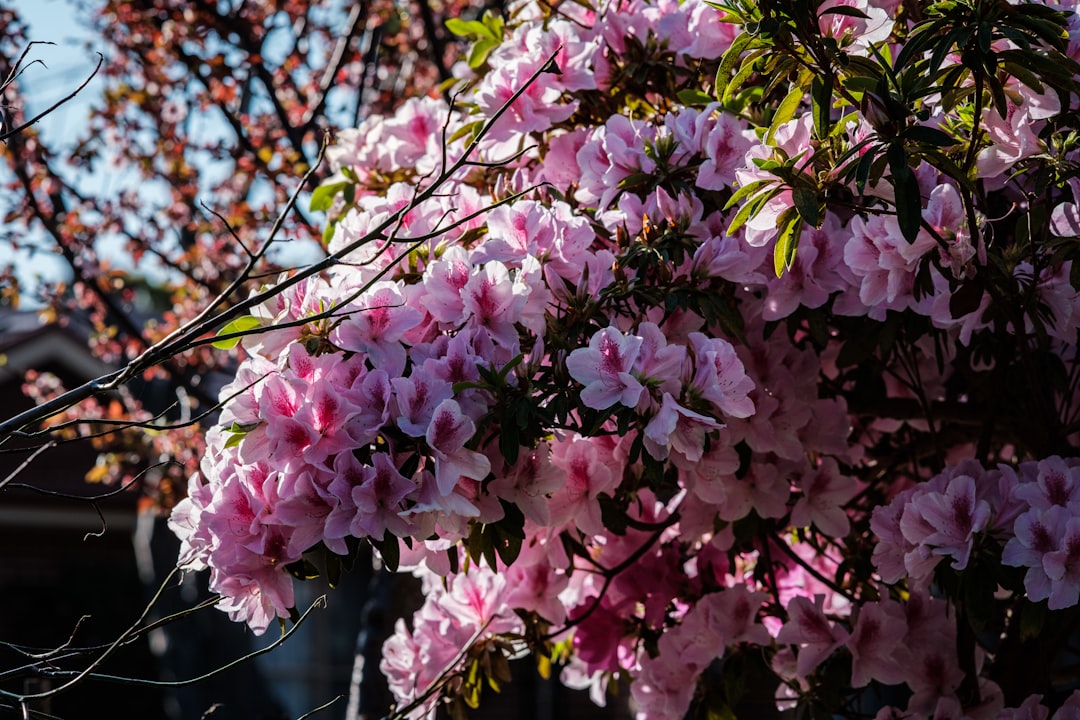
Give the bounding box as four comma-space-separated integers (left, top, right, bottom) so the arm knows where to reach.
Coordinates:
873, 457, 1080, 610
170, 0, 1080, 717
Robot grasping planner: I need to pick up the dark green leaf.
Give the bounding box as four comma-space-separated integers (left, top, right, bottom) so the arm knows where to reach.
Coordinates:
285, 558, 320, 581
836, 326, 881, 367
724, 55, 762, 104
949, 279, 985, 319
1002, 61, 1045, 95
494, 529, 523, 566
853, 145, 878, 196
791, 185, 821, 228
811, 74, 833, 139
483, 535, 499, 571
819, 5, 869, 18
376, 534, 400, 572
903, 125, 957, 147
325, 550, 342, 589
888, 142, 923, 244
1020, 599, 1047, 641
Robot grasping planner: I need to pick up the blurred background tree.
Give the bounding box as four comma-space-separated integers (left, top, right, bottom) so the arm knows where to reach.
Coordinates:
0, 2, 493, 717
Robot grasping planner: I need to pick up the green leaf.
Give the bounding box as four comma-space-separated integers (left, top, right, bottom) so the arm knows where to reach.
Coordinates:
212, 315, 263, 350
677, 88, 716, 107
887, 142, 923, 244
724, 54, 762, 105
723, 179, 773, 211
836, 326, 880, 367
494, 528, 523, 566
468, 38, 501, 70
309, 180, 350, 212
903, 125, 957, 147
819, 5, 870, 18
374, 534, 399, 572
325, 550, 342, 589
1020, 599, 1048, 641
482, 534, 499, 571
285, 558, 320, 581
791, 185, 821, 228
811, 74, 833, 139
773, 208, 803, 277
852, 145, 879, 196
1002, 60, 1046, 95
715, 31, 753, 100
464, 659, 483, 709
767, 86, 807, 144
445, 18, 494, 39
987, 75, 1009, 119
727, 185, 781, 236
448, 119, 485, 145
949, 279, 985, 318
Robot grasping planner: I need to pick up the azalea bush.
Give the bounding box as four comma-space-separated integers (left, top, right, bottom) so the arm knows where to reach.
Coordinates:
168, 0, 1080, 718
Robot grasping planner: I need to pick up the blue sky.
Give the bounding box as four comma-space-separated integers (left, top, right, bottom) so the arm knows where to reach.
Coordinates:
4, 1, 105, 298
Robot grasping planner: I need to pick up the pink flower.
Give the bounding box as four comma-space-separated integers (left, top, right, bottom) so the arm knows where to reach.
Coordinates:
575, 115, 657, 210
570, 595, 632, 674
1014, 456, 1080, 510
549, 434, 619, 535
349, 453, 417, 540
762, 214, 852, 320
643, 392, 723, 462
848, 599, 908, 687
904, 643, 965, 716
905, 474, 991, 571
697, 110, 755, 191
504, 555, 570, 624
489, 442, 564, 526
210, 562, 295, 635
977, 85, 1060, 180
1043, 517, 1080, 610
461, 261, 529, 348
632, 322, 686, 396
392, 373, 453, 438
332, 280, 423, 377
791, 458, 858, 538
419, 246, 471, 323
473, 50, 576, 156
566, 326, 645, 409
776, 595, 850, 678
871, 492, 916, 584
817, 0, 892, 53
687, 332, 756, 418
425, 399, 491, 495
843, 212, 937, 320
269, 467, 339, 556
692, 586, 771, 647
1003, 506, 1067, 603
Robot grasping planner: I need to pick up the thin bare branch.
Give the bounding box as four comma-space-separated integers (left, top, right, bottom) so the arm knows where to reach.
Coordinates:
0, 53, 104, 143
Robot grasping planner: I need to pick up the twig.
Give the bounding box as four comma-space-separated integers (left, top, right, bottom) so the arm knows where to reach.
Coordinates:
35, 596, 328, 690
0, 441, 55, 492
0, 53, 103, 143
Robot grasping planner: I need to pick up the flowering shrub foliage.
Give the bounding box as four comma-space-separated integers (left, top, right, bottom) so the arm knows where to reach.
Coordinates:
170, 0, 1080, 718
